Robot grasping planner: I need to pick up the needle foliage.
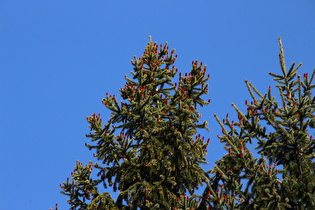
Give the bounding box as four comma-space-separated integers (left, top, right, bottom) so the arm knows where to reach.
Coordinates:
58, 38, 315, 209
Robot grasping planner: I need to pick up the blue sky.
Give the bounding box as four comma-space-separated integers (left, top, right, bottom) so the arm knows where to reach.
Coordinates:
1, 1, 315, 209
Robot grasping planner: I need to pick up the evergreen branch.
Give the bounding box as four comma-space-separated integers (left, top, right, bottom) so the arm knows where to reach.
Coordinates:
278, 37, 287, 77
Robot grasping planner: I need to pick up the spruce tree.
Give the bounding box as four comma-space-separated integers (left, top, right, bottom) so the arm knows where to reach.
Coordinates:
59, 37, 315, 209
60, 37, 211, 209
206, 38, 315, 209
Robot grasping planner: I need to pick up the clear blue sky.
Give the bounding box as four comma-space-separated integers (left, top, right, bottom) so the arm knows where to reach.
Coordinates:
1, 1, 315, 209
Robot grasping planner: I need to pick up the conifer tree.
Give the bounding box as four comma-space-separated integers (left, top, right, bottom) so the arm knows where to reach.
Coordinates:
205, 38, 315, 209
59, 37, 315, 209
60, 37, 211, 209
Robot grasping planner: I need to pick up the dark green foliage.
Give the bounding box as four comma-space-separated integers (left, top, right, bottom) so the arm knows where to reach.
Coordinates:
209, 38, 315, 209
59, 38, 315, 209
60, 161, 117, 209
60, 37, 210, 209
